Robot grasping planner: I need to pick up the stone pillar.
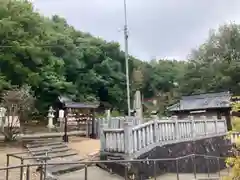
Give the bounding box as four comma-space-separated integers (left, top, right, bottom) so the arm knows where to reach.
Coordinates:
172, 116, 179, 140
100, 122, 108, 152
153, 117, 158, 143
201, 115, 207, 136
213, 115, 218, 134
58, 109, 65, 131
124, 117, 133, 155
190, 116, 195, 139
47, 106, 55, 131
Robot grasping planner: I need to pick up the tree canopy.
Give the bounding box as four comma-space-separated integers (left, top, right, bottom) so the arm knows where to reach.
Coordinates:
180, 24, 240, 95
0, 0, 239, 117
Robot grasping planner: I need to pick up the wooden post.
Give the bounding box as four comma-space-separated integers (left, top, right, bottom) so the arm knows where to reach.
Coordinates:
62, 108, 69, 142
124, 117, 133, 155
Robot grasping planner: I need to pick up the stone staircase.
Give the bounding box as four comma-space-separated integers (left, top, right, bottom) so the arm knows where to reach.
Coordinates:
26, 138, 85, 179
99, 116, 230, 178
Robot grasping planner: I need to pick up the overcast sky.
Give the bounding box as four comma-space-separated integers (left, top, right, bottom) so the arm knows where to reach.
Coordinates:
33, 0, 240, 61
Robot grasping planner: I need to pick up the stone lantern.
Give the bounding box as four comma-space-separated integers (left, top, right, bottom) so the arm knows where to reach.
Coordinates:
47, 106, 55, 129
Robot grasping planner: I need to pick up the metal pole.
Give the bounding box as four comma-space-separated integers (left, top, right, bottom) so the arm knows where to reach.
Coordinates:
26, 165, 30, 180
191, 154, 196, 179
124, 0, 131, 116
124, 165, 128, 180
6, 154, 9, 180
217, 157, 220, 177
84, 164, 88, 180
176, 159, 179, 180
206, 157, 210, 177
20, 159, 24, 180
153, 160, 157, 180
39, 164, 43, 180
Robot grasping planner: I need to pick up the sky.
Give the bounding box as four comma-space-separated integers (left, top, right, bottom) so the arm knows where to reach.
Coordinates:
33, 0, 240, 61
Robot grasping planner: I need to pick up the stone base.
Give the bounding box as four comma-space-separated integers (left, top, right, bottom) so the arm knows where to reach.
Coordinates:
100, 135, 232, 179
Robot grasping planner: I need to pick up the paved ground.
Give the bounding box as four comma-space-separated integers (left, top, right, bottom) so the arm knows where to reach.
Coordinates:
58, 166, 231, 180
62, 138, 232, 180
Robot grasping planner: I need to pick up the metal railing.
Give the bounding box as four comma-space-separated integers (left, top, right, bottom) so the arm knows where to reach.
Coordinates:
2, 154, 231, 180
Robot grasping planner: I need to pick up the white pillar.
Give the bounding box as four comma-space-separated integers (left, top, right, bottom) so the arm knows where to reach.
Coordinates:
124, 117, 133, 155
213, 115, 218, 134
190, 116, 195, 139
58, 109, 65, 131
0, 107, 6, 132
106, 109, 111, 120
100, 122, 108, 152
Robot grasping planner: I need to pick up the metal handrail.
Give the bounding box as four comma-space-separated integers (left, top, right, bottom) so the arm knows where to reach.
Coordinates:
2, 153, 231, 180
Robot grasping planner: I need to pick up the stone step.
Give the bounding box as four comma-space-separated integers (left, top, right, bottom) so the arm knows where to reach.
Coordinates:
45, 155, 85, 175
27, 141, 64, 148
27, 138, 60, 145
46, 155, 84, 164
107, 155, 124, 160
48, 163, 85, 175
28, 144, 68, 153
32, 147, 70, 156
35, 151, 78, 160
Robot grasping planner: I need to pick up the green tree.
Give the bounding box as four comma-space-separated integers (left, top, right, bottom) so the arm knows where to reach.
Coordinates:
0, 0, 189, 118
180, 23, 240, 95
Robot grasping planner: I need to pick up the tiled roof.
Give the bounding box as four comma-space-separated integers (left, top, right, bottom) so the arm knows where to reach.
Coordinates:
65, 102, 99, 109
58, 96, 72, 103
58, 96, 99, 109
167, 92, 231, 111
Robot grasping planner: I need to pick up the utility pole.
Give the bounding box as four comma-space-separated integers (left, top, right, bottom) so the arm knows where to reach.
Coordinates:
124, 0, 131, 116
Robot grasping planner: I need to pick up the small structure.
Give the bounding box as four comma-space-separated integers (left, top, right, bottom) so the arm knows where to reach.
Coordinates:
167, 92, 232, 130
55, 96, 99, 142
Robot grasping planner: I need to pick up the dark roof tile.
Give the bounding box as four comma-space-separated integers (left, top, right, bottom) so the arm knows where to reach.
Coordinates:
168, 92, 231, 111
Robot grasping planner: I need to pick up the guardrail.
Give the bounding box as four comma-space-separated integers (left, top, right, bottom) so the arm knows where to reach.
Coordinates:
101, 116, 227, 155
3, 154, 231, 180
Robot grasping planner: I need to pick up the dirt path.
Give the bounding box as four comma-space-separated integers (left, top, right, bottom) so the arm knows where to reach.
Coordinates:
0, 145, 40, 180
68, 137, 100, 159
